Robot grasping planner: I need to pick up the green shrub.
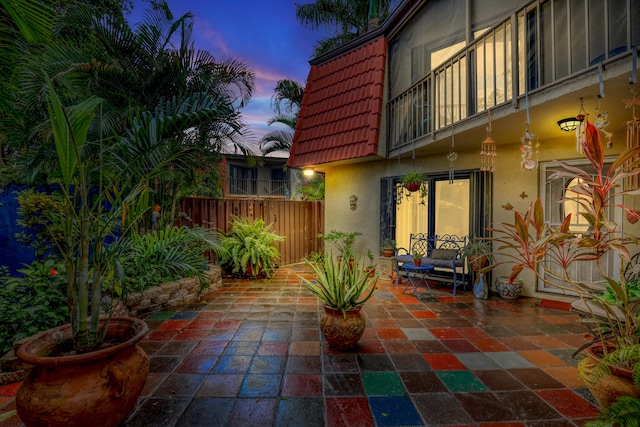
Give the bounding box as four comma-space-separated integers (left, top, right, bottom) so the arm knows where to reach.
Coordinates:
116, 225, 224, 294
220, 215, 284, 277
0, 260, 68, 354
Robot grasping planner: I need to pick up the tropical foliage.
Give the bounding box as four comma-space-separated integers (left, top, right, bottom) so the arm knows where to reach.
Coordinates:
118, 225, 223, 294
259, 79, 304, 156
300, 253, 378, 316
487, 121, 640, 408
295, 0, 396, 57
295, 172, 325, 200
0, 261, 68, 354
220, 215, 285, 277
1, 1, 255, 212
0, 0, 249, 353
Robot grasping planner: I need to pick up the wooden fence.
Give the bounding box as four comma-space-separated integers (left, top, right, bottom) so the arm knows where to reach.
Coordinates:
179, 198, 324, 266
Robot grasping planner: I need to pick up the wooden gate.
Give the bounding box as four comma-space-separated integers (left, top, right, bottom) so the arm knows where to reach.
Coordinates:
179, 198, 324, 266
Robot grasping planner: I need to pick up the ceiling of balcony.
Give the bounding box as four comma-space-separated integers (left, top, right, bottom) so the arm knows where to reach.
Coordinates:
403, 60, 638, 158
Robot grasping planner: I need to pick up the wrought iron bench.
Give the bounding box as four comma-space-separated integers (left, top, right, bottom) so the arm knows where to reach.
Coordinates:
395, 234, 467, 295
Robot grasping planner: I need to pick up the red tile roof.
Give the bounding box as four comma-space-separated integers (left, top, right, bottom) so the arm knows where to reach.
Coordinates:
287, 37, 387, 168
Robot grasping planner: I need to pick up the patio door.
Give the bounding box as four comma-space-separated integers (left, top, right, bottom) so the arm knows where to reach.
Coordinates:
381, 170, 491, 249
393, 178, 470, 250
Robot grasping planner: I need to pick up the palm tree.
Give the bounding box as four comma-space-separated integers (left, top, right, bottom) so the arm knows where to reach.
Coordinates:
295, 0, 395, 57
3, 1, 256, 210
259, 79, 304, 156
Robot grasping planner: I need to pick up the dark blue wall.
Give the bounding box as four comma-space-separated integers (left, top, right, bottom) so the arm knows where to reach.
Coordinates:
0, 185, 34, 274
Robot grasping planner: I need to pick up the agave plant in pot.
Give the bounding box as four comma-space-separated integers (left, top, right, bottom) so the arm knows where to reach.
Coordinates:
487, 120, 640, 411
300, 253, 379, 350
13, 83, 225, 427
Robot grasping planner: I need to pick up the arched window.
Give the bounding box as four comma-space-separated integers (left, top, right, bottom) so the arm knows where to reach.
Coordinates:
563, 177, 592, 234
539, 161, 621, 294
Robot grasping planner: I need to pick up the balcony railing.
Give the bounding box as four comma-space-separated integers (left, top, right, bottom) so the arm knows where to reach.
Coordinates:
387, 0, 638, 154
228, 178, 289, 197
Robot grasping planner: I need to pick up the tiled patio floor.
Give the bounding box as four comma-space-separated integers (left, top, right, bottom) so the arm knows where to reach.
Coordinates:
0, 264, 601, 426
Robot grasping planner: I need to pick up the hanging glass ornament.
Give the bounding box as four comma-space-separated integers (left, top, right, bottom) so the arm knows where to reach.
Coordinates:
480, 111, 496, 172
594, 98, 613, 148
575, 98, 588, 153
448, 127, 457, 184
520, 125, 539, 171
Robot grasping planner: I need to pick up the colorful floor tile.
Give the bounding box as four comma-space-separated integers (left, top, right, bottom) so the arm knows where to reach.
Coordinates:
0, 264, 602, 426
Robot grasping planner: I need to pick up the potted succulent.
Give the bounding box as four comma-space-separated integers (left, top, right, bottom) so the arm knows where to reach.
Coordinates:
300, 253, 379, 350
488, 120, 640, 409
220, 215, 285, 278
381, 238, 396, 257
401, 169, 424, 192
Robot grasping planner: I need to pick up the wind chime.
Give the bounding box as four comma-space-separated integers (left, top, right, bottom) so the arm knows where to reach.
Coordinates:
575, 98, 588, 153
447, 126, 457, 184
520, 93, 539, 171
480, 110, 496, 172
624, 85, 640, 196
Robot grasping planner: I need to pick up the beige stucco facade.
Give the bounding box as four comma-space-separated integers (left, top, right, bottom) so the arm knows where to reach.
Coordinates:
292, 0, 640, 302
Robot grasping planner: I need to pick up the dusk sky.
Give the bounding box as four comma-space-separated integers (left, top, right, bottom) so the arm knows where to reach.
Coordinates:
131, 1, 331, 149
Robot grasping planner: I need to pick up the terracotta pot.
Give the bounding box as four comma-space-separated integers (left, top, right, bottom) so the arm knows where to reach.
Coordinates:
320, 306, 365, 350
404, 182, 421, 192
578, 343, 640, 408
16, 317, 149, 427
413, 259, 422, 266
469, 254, 488, 271
495, 275, 523, 299
381, 248, 395, 258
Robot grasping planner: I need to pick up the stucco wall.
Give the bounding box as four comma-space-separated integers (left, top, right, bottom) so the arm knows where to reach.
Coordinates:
324, 131, 633, 300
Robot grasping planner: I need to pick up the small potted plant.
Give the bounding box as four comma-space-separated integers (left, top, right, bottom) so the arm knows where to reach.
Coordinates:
318, 230, 362, 267
381, 238, 396, 257
365, 249, 376, 277
401, 169, 424, 192
412, 252, 424, 266
300, 253, 379, 350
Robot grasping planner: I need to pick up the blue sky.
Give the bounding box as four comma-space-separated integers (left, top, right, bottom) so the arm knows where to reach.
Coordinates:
131, 1, 330, 147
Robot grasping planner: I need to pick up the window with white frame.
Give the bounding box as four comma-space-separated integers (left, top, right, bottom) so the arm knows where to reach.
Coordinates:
539, 160, 621, 294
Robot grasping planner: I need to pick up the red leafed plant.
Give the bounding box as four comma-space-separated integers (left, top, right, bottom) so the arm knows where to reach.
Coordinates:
487, 120, 640, 348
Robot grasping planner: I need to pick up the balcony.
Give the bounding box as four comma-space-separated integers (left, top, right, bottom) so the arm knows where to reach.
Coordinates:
228, 178, 289, 197
387, 0, 640, 156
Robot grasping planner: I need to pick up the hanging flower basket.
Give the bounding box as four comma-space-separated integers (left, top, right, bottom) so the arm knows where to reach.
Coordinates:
401, 170, 424, 192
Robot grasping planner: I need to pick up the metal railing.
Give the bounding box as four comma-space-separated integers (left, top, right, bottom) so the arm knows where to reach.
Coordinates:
228, 179, 289, 197
387, 0, 638, 154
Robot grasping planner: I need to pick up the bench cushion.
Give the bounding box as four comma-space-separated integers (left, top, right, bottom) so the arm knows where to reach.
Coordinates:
430, 249, 458, 260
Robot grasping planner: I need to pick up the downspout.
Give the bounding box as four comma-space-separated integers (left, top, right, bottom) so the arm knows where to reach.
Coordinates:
368, 0, 379, 31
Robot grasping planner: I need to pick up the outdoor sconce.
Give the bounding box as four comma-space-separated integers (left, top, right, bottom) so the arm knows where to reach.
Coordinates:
557, 117, 581, 132
303, 168, 315, 177
558, 97, 587, 132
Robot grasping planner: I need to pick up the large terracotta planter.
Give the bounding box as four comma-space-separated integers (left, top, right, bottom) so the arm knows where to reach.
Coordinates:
16, 317, 149, 427
578, 343, 640, 408
320, 306, 365, 350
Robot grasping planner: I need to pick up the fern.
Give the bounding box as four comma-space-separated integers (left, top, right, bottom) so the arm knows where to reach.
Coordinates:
586, 396, 640, 427
220, 215, 284, 277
